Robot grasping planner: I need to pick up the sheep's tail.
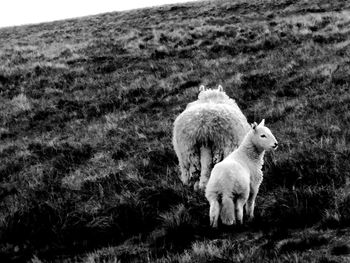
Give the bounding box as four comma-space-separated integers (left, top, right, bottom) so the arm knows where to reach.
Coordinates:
220, 194, 235, 225
198, 146, 212, 190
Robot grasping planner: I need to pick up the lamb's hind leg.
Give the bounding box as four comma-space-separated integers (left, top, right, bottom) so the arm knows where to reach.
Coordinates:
209, 199, 220, 228
220, 195, 235, 225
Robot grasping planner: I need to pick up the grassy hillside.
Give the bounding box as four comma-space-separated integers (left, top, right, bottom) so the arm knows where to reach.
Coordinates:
1, 0, 350, 261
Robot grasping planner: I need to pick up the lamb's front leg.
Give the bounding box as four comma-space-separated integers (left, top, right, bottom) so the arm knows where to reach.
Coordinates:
235, 197, 246, 225
246, 174, 263, 221
245, 188, 258, 222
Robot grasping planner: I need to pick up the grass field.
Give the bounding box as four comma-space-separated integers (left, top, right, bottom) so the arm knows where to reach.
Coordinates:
1, 0, 350, 262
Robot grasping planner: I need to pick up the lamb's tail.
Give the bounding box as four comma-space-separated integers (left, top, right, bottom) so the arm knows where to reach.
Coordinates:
198, 146, 212, 190
220, 194, 235, 225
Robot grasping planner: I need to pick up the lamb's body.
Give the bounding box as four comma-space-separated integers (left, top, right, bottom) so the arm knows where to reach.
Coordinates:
205, 120, 278, 227
173, 86, 250, 190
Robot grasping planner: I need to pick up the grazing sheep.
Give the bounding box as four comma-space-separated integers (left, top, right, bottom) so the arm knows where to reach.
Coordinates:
205, 119, 278, 227
172, 85, 250, 190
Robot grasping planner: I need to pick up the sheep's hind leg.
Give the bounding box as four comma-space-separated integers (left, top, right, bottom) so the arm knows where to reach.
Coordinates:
212, 148, 223, 165
179, 161, 190, 186
198, 146, 213, 190
179, 149, 200, 189
189, 152, 201, 190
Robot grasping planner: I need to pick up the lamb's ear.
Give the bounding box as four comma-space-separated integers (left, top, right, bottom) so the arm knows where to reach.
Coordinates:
251, 122, 258, 130
258, 119, 265, 127
199, 85, 206, 92
217, 85, 223, 91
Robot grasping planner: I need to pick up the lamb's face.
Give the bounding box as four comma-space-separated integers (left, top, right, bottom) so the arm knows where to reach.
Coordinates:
251, 120, 278, 151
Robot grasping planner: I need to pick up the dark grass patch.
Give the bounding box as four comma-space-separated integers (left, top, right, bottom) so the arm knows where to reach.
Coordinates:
4, 201, 62, 246
0, 159, 23, 181
278, 234, 329, 254
209, 44, 239, 57
85, 99, 122, 119
137, 185, 184, 212
331, 243, 350, 255
93, 58, 119, 74
0, 129, 15, 140
27, 71, 79, 98
81, 172, 128, 196
318, 257, 341, 263
0, 183, 18, 199
258, 187, 337, 229
31, 178, 186, 261
147, 195, 212, 258
265, 147, 349, 189
28, 142, 93, 166
2, 195, 125, 261
313, 33, 348, 45
331, 62, 350, 86
274, 74, 307, 97
235, 72, 278, 110
6, 107, 75, 136
0, 74, 9, 84
149, 205, 198, 255
56, 99, 85, 117
136, 148, 178, 179
111, 147, 129, 160
2, 183, 182, 262
338, 194, 350, 226
0, 72, 25, 98
83, 242, 150, 263
177, 80, 201, 91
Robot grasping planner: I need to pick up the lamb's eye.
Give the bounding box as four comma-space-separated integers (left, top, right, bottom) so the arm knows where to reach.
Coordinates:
260, 134, 266, 138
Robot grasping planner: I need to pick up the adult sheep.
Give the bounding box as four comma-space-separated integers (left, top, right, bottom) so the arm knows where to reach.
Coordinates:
205, 119, 278, 227
172, 85, 250, 191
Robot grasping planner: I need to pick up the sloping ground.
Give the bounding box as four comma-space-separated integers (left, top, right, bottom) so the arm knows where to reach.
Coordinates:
0, 0, 350, 261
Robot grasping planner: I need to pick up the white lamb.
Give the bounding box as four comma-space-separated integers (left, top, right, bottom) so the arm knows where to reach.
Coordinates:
172, 85, 250, 191
205, 119, 278, 227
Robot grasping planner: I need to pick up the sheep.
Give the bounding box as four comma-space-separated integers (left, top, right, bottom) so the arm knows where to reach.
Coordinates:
172, 85, 250, 191
205, 119, 278, 227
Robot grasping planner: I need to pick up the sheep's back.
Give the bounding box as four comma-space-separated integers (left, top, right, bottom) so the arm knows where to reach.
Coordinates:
174, 103, 250, 148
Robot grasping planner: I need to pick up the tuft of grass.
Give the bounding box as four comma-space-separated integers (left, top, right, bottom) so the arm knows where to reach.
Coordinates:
11, 92, 32, 113
153, 204, 196, 250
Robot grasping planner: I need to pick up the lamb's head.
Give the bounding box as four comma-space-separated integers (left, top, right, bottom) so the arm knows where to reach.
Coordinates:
250, 119, 278, 152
